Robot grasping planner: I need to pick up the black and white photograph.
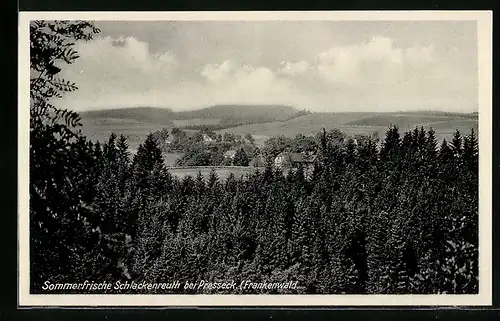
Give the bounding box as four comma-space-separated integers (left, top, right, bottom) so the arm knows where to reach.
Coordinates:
18, 11, 492, 306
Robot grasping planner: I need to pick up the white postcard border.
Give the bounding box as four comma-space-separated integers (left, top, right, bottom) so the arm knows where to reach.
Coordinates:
18, 10, 493, 307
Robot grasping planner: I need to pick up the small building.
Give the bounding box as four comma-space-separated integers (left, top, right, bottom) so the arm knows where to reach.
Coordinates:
164, 137, 173, 145
202, 133, 215, 144
274, 152, 316, 168
224, 149, 237, 160
274, 152, 317, 178
221, 149, 237, 166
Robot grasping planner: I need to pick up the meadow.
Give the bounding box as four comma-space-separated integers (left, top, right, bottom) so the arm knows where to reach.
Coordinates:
220, 112, 478, 146
172, 118, 220, 128
80, 117, 166, 152
80, 118, 197, 152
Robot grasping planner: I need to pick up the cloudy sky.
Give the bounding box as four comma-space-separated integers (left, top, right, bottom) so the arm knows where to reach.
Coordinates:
59, 20, 478, 113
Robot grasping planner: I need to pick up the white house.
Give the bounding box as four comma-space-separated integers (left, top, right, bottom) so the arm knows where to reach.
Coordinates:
202, 133, 215, 144
274, 152, 317, 178
224, 149, 237, 160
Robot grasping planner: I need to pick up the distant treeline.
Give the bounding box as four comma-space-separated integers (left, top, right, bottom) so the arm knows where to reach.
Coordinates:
180, 124, 239, 131
179, 109, 311, 131
392, 110, 478, 117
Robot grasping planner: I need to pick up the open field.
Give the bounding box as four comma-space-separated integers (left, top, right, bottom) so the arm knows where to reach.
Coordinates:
172, 118, 220, 127
166, 166, 262, 180
80, 118, 167, 151
219, 112, 378, 137
80, 117, 199, 152
220, 112, 478, 145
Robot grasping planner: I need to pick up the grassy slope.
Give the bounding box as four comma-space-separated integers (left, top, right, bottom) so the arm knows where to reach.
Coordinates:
220, 113, 377, 136
81, 107, 177, 124
175, 104, 299, 121
221, 112, 478, 145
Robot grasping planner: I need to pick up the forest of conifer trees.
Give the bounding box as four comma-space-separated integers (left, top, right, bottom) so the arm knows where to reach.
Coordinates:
29, 20, 479, 295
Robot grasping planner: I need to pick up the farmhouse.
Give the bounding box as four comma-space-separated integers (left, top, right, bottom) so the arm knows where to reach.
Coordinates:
274, 152, 316, 168
223, 150, 237, 164
163, 137, 173, 145
274, 152, 317, 178
202, 133, 215, 144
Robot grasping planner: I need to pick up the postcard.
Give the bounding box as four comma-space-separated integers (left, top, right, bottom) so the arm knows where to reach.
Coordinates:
18, 10, 492, 307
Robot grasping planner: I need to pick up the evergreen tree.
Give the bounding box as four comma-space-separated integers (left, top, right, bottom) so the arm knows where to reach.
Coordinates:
439, 139, 454, 164
450, 129, 463, 159
462, 128, 479, 173
233, 147, 250, 166
345, 137, 357, 165
380, 125, 401, 163
131, 133, 164, 189
425, 127, 438, 165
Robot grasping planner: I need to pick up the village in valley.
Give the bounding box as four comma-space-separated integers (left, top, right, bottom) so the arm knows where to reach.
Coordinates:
149, 125, 321, 179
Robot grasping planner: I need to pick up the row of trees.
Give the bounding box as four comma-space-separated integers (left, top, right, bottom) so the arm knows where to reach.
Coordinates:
151, 127, 258, 166
30, 20, 479, 295
152, 127, 255, 153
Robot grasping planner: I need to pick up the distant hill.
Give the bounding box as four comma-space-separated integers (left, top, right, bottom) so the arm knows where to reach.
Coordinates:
81, 107, 177, 125
79, 105, 305, 150
80, 105, 302, 125
344, 112, 478, 127
175, 104, 302, 123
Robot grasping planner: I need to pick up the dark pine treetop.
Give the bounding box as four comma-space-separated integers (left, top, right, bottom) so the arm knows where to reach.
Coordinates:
233, 147, 250, 166
133, 134, 164, 174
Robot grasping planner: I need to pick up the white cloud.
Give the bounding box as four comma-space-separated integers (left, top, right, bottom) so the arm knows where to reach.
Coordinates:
404, 44, 435, 65
75, 36, 178, 75
314, 36, 436, 86
60, 36, 178, 108
201, 60, 240, 83
279, 60, 310, 76
199, 61, 303, 106
58, 34, 475, 113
